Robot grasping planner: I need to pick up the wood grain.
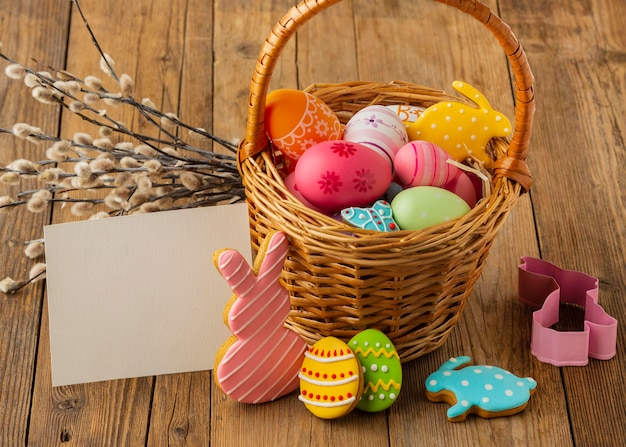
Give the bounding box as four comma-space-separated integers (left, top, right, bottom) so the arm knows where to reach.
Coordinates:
0, 0, 624, 445
0, 0, 70, 444
502, 0, 626, 445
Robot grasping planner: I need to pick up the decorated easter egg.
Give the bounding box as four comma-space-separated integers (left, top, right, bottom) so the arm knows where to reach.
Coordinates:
295, 140, 392, 214
394, 140, 462, 188
343, 105, 408, 166
390, 186, 471, 231
265, 89, 342, 161
349, 329, 402, 412
299, 337, 363, 419
284, 172, 324, 213
443, 171, 478, 208
385, 104, 426, 128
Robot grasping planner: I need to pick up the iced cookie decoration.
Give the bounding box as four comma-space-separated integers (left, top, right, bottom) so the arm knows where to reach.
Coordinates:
425, 356, 537, 422
213, 231, 307, 404
349, 329, 402, 412
385, 104, 426, 129
299, 336, 363, 419
341, 200, 399, 232
407, 81, 512, 167
343, 105, 409, 166
265, 89, 342, 162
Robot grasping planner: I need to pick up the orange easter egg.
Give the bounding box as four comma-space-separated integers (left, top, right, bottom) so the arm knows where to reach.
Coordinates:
265, 89, 342, 161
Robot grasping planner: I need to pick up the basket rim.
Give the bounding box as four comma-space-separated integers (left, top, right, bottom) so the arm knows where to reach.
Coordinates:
240, 0, 534, 191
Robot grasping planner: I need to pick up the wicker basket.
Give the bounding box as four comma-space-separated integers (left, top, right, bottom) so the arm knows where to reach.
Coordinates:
238, 0, 534, 363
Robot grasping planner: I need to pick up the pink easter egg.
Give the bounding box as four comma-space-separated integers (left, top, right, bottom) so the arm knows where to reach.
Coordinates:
294, 140, 392, 214
284, 172, 325, 213
467, 171, 485, 202
394, 140, 462, 188
443, 172, 478, 208
342, 105, 408, 167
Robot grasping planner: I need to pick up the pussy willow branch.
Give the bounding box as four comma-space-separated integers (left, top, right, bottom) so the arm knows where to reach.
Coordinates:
70, 0, 119, 82
69, 0, 237, 154
0, 0, 247, 294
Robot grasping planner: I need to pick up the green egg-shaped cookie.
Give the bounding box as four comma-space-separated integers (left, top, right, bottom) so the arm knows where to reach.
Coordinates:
349, 329, 402, 412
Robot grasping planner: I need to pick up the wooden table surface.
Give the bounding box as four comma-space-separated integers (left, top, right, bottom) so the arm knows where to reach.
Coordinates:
1, 0, 624, 445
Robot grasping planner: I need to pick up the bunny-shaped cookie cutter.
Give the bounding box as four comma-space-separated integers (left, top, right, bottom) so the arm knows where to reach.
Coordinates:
518, 256, 618, 367
407, 80, 512, 167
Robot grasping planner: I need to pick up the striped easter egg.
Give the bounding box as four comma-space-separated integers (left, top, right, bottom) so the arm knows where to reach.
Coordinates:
394, 140, 462, 188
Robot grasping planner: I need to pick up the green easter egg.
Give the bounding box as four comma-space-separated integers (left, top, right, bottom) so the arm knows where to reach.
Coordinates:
390, 186, 470, 231
349, 329, 402, 412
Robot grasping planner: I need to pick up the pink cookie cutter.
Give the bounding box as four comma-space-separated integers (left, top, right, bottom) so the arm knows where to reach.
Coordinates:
518, 256, 618, 367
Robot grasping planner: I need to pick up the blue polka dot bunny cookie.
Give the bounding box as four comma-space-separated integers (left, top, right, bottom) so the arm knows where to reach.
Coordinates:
425, 356, 536, 422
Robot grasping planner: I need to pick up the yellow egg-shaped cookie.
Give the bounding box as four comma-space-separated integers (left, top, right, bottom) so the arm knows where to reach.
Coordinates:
298, 337, 363, 419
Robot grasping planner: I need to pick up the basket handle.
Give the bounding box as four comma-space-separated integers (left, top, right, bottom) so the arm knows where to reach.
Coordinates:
240, 0, 534, 191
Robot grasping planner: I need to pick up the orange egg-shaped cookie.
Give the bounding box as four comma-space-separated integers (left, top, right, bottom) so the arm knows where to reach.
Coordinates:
265, 89, 342, 162
298, 337, 363, 419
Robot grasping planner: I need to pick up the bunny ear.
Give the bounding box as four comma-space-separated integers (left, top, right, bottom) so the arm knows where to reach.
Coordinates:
214, 231, 288, 298
439, 356, 472, 371
452, 81, 492, 110
254, 231, 289, 280
215, 248, 255, 298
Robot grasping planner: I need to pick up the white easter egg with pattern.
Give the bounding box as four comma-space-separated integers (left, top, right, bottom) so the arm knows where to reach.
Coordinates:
343, 105, 408, 167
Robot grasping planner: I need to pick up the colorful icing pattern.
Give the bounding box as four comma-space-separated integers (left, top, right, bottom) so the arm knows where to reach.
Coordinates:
213, 231, 307, 404
299, 337, 363, 419
407, 81, 512, 167
349, 329, 402, 412
425, 356, 537, 422
341, 200, 399, 232
270, 91, 342, 160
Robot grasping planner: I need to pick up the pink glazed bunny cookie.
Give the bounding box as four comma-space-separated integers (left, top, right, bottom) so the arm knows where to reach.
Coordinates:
213, 231, 307, 404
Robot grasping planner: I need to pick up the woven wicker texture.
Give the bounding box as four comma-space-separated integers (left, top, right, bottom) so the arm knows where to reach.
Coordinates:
238, 0, 534, 362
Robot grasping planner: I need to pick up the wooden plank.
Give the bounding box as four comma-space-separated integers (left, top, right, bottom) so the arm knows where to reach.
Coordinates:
28, 299, 153, 446
145, 0, 214, 444
297, 0, 359, 87
25, 0, 193, 443
0, 0, 70, 444
178, 0, 217, 153
147, 372, 212, 446
501, 0, 626, 445
212, 0, 299, 145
